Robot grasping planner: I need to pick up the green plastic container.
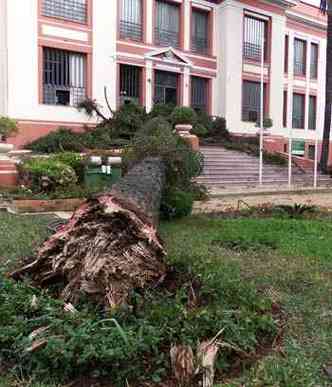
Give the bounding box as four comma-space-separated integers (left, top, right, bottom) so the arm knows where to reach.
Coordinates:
84, 166, 122, 190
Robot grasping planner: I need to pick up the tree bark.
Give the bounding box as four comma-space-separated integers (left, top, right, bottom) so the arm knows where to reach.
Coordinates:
320, 2, 332, 172
11, 158, 167, 308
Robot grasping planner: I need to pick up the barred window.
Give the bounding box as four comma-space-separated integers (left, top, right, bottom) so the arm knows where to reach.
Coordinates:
283, 90, 287, 127
42, 0, 87, 23
155, 0, 180, 48
310, 43, 318, 79
242, 80, 266, 122
308, 95, 317, 130
192, 10, 209, 55
284, 35, 289, 73
292, 93, 305, 129
119, 64, 141, 105
294, 38, 306, 76
243, 15, 267, 62
120, 0, 143, 42
43, 48, 86, 106
191, 77, 208, 112
154, 71, 178, 105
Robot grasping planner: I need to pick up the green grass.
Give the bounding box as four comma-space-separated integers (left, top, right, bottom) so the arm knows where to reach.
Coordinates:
0, 213, 332, 386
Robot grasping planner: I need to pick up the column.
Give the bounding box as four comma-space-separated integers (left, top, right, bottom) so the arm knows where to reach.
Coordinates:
182, 67, 190, 106
183, 0, 191, 51
145, 59, 153, 112
304, 38, 312, 131
146, 0, 153, 44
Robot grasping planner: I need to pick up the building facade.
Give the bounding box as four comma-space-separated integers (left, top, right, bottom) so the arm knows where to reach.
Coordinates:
0, 0, 329, 163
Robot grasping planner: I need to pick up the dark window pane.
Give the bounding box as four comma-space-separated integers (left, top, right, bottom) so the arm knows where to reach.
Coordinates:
310, 43, 318, 79
155, 0, 180, 48
308, 145, 315, 160
120, 0, 143, 41
308, 95, 317, 130
119, 64, 141, 104
242, 80, 266, 122
243, 15, 267, 61
154, 71, 178, 105
192, 10, 209, 54
284, 35, 289, 73
294, 38, 306, 76
191, 76, 208, 112
283, 90, 287, 127
292, 93, 305, 129
42, 0, 87, 23
43, 47, 86, 106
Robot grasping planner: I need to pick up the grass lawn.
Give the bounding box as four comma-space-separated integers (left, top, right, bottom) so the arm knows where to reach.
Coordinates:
0, 212, 332, 386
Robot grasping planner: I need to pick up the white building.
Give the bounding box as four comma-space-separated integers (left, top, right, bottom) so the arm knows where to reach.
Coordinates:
0, 0, 329, 163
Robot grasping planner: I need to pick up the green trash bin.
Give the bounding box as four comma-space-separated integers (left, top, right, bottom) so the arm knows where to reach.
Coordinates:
85, 157, 122, 190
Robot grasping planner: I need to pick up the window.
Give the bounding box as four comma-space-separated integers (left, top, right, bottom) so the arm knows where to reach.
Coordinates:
292, 140, 305, 156
192, 9, 209, 55
294, 38, 306, 76
284, 35, 289, 73
308, 95, 317, 130
243, 15, 268, 62
292, 93, 305, 129
154, 71, 178, 105
283, 90, 287, 127
120, 0, 143, 41
242, 80, 266, 122
119, 64, 141, 104
155, 0, 180, 48
42, 0, 87, 23
191, 77, 208, 112
310, 43, 318, 79
308, 145, 315, 160
43, 48, 86, 106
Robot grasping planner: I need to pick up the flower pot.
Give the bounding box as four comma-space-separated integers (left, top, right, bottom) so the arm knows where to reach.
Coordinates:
175, 124, 192, 135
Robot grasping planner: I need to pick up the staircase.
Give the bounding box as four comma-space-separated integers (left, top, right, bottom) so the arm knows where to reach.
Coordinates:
197, 146, 332, 188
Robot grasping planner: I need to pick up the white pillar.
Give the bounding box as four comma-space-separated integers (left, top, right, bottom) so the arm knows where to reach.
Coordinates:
183, 0, 191, 51
304, 38, 312, 132
146, 0, 153, 44
145, 60, 153, 113
182, 67, 190, 106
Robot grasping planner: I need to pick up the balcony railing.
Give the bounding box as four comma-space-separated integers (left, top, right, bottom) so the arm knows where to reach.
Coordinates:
42, 0, 87, 23
154, 28, 179, 48
192, 37, 209, 55
243, 42, 262, 62
120, 20, 143, 42
294, 61, 306, 76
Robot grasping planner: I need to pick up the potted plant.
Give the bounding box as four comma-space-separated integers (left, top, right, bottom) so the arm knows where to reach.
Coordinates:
256, 117, 273, 134
0, 116, 18, 154
171, 106, 197, 135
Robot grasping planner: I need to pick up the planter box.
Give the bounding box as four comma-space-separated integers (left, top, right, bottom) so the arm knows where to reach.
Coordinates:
12, 198, 85, 213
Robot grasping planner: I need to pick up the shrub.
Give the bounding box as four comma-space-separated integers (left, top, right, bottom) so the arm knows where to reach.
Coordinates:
160, 189, 194, 219
209, 116, 230, 140
0, 116, 18, 140
196, 109, 214, 131
51, 152, 84, 183
111, 102, 146, 139
171, 106, 197, 126
26, 128, 85, 153
148, 103, 175, 122
256, 117, 273, 129
192, 123, 208, 137
19, 157, 77, 193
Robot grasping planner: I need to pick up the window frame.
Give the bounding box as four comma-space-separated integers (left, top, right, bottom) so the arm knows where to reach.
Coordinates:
293, 38, 307, 77
154, 0, 181, 48
310, 42, 319, 80
308, 95, 317, 130
119, 64, 142, 105
283, 90, 288, 128
243, 13, 269, 63
191, 7, 210, 55
292, 93, 305, 129
191, 76, 209, 112
41, 0, 88, 25
284, 35, 289, 74
242, 80, 267, 123
42, 47, 87, 107
119, 0, 144, 42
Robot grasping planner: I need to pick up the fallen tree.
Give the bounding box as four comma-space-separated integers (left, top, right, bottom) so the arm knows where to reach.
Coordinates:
12, 158, 167, 308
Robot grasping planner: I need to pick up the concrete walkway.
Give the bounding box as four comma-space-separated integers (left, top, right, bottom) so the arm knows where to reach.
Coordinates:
194, 189, 332, 214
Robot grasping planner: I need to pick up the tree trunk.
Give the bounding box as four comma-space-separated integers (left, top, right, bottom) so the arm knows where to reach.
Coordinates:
11, 158, 167, 308
320, 4, 332, 172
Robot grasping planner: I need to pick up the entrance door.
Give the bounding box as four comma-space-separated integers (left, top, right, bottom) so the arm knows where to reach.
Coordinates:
154, 70, 178, 105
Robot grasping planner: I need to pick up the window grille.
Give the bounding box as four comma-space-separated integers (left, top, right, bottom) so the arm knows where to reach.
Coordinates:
243, 15, 267, 61
43, 48, 86, 106
119, 64, 141, 104
42, 0, 87, 23
192, 10, 209, 54
191, 77, 208, 112
292, 93, 305, 129
120, 0, 143, 41
310, 43, 318, 79
308, 95, 317, 130
154, 71, 178, 105
242, 80, 265, 122
155, 1, 180, 48
294, 38, 306, 76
